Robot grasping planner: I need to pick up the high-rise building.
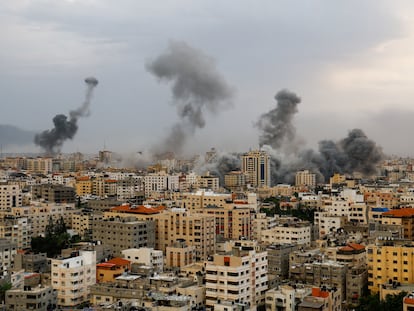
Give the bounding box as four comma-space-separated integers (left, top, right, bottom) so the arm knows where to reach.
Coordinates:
241, 150, 271, 188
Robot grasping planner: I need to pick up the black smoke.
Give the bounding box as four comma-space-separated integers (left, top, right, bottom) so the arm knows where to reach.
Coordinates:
34, 77, 98, 154
258, 90, 384, 185
146, 41, 233, 155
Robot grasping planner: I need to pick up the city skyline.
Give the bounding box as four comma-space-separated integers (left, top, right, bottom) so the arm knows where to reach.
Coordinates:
2, 1, 414, 156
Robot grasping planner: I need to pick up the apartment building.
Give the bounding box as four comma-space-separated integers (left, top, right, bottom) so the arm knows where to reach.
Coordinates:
92, 216, 155, 257
295, 170, 316, 188
9, 202, 76, 237
367, 242, 414, 293
290, 260, 347, 303
121, 247, 163, 272
298, 287, 341, 311
0, 216, 31, 249
31, 184, 76, 204
381, 208, 414, 240
265, 284, 312, 311
5, 285, 57, 311
96, 257, 131, 283
261, 221, 311, 246
0, 238, 17, 275
166, 239, 196, 269
0, 183, 22, 211
51, 250, 96, 308
205, 246, 268, 310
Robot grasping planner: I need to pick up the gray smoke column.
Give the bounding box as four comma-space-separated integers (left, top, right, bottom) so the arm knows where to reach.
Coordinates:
146, 41, 233, 155
257, 89, 301, 149
34, 77, 98, 154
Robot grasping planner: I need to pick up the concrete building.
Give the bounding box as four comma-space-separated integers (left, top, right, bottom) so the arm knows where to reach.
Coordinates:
224, 171, 247, 191
298, 287, 341, 311
156, 209, 215, 261
71, 211, 103, 239
261, 221, 311, 246
197, 173, 220, 191
51, 250, 96, 308
0, 183, 22, 211
295, 170, 316, 188
9, 202, 76, 237
121, 247, 163, 272
166, 239, 196, 269
290, 261, 347, 303
31, 184, 76, 204
266, 244, 299, 282
0, 238, 17, 275
96, 257, 131, 283
205, 246, 268, 310
92, 216, 155, 257
381, 208, 414, 240
241, 150, 271, 188
24, 157, 53, 174
0, 216, 31, 249
367, 241, 414, 293
265, 284, 312, 311
5, 285, 57, 311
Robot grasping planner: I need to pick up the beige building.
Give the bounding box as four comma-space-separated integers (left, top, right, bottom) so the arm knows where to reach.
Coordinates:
224, 171, 247, 191
9, 202, 76, 237
122, 247, 163, 272
5, 285, 57, 311
0, 183, 22, 211
51, 250, 96, 308
25, 157, 53, 174
0, 238, 17, 275
295, 170, 316, 188
265, 284, 312, 311
298, 287, 341, 311
71, 211, 103, 239
0, 216, 31, 249
261, 221, 311, 246
205, 246, 268, 310
241, 150, 271, 188
166, 239, 196, 269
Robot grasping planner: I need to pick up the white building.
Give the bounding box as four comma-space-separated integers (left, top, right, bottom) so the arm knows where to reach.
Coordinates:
205, 246, 268, 310
314, 212, 347, 237
51, 250, 96, 308
121, 247, 163, 272
260, 223, 311, 246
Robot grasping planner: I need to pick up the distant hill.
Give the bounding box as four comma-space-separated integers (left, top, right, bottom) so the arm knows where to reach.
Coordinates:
0, 124, 35, 146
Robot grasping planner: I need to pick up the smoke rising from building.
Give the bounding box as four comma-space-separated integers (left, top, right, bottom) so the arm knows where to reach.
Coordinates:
257, 90, 384, 184
257, 89, 301, 150
146, 41, 233, 155
34, 77, 99, 154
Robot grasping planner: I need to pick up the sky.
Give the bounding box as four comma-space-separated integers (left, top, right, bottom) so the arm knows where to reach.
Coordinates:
2, 0, 414, 157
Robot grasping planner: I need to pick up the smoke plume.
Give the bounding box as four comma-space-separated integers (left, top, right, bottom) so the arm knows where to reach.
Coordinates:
146, 41, 233, 155
34, 77, 98, 154
195, 150, 241, 184
258, 90, 384, 185
257, 89, 301, 150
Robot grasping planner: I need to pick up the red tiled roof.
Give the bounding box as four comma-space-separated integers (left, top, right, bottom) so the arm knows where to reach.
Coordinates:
383, 208, 414, 218
339, 243, 365, 252
111, 204, 166, 215
107, 257, 131, 266
312, 287, 329, 298
404, 297, 414, 305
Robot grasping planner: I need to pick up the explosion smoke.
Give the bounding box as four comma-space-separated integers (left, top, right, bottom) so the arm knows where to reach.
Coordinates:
34, 77, 99, 154
258, 90, 384, 185
146, 41, 233, 155
257, 89, 301, 149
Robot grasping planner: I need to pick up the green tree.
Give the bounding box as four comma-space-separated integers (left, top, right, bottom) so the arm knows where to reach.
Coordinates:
0, 282, 12, 303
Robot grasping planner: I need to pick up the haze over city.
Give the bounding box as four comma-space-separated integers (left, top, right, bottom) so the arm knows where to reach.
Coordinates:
2, 1, 414, 156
